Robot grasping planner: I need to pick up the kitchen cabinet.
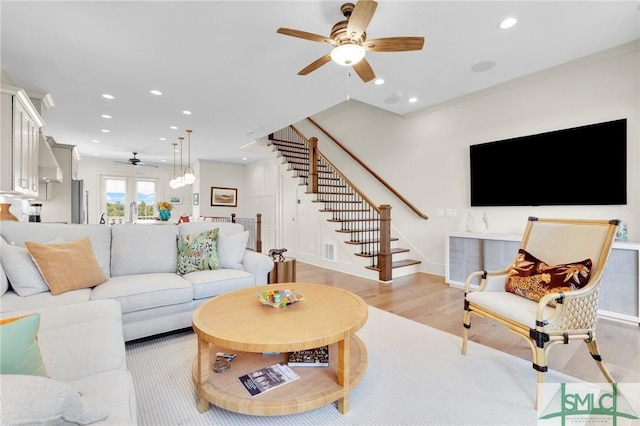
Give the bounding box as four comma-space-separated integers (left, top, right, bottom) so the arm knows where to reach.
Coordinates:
1, 85, 44, 197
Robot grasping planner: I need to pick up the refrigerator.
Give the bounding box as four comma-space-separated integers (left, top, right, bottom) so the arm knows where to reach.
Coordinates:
71, 179, 86, 224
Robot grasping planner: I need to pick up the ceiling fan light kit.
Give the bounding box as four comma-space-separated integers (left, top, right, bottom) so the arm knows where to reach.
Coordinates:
330, 44, 366, 66
276, 0, 424, 83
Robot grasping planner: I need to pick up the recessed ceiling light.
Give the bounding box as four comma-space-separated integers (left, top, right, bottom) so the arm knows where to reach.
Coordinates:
242, 157, 248, 161
91, 139, 100, 143
149, 89, 163, 96
101, 114, 112, 119
498, 17, 517, 29
100, 129, 111, 133
471, 61, 496, 72
170, 126, 178, 130
182, 110, 192, 115
374, 78, 385, 85
93, 153, 100, 156
408, 97, 418, 103
102, 93, 115, 100
161, 159, 166, 163
159, 137, 167, 141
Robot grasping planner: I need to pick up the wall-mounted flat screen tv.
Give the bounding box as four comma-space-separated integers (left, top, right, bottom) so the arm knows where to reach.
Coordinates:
469, 118, 627, 207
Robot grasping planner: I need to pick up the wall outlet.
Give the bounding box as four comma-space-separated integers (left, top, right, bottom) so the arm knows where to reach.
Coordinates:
436, 208, 444, 217
446, 208, 457, 217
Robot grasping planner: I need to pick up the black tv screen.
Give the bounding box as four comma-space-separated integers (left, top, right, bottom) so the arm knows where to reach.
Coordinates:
469, 118, 627, 207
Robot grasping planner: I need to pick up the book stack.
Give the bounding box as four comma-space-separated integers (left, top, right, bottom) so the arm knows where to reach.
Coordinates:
287, 345, 329, 367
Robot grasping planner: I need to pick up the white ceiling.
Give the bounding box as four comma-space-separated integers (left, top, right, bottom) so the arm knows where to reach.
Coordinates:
1, 1, 638, 166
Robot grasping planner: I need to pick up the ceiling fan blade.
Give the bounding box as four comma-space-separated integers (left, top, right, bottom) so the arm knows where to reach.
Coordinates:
113, 160, 131, 165
347, 0, 378, 40
352, 58, 375, 83
363, 37, 425, 52
136, 162, 158, 168
298, 54, 332, 76
276, 28, 335, 45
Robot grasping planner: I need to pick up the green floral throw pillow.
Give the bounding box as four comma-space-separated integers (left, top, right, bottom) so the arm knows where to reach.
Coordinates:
176, 228, 220, 274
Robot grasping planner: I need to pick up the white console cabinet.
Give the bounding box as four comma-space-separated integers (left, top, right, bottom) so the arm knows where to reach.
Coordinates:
0, 85, 44, 197
446, 232, 640, 325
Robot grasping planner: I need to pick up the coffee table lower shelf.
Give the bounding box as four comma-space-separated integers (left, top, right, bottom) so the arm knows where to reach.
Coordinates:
191, 336, 367, 416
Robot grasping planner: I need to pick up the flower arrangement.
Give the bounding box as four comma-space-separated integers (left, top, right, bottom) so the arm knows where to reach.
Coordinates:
157, 201, 173, 211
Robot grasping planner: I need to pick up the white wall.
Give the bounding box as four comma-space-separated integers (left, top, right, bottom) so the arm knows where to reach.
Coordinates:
287, 41, 639, 277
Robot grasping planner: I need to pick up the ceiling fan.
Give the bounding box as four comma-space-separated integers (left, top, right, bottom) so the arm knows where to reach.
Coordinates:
113, 152, 158, 168
276, 0, 424, 83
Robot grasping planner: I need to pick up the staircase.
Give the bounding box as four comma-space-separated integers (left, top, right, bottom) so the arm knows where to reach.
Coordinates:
268, 126, 421, 281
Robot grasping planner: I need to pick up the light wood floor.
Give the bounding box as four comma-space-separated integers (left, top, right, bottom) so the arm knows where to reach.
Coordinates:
296, 261, 640, 384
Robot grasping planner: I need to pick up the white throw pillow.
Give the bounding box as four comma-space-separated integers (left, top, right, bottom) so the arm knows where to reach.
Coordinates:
0, 375, 108, 425
218, 231, 249, 270
0, 238, 50, 296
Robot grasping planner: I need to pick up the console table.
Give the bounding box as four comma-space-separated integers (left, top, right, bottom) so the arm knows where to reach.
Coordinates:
446, 232, 640, 325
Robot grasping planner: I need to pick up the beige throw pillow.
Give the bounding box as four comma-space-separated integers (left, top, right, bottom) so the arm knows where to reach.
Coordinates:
25, 237, 107, 295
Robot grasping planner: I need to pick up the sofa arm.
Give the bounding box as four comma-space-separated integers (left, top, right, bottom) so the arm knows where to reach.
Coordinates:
242, 251, 274, 285
32, 300, 127, 382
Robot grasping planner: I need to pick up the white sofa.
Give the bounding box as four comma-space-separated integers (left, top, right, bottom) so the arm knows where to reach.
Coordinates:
0, 221, 274, 341
0, 299, 137, 425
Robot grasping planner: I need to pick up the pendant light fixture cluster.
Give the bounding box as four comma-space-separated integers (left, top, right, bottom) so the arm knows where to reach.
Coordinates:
169, 129, 196, 189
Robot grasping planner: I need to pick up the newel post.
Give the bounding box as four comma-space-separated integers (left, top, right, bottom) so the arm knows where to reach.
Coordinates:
231, 213, 236, 223
379, 204, 392, 282
256, 213, 262, 253
308, 137, 318, 194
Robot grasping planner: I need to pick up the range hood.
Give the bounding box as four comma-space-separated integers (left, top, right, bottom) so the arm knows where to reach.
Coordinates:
38, 134, 63, 183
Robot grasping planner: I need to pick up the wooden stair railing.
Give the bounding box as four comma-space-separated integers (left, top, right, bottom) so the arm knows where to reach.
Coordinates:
199, 213, 262, 253
307, 116, 429, 220
269, 126, 420, 281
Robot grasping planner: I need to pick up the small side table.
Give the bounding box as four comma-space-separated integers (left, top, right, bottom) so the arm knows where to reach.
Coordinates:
268, 257, 296, 283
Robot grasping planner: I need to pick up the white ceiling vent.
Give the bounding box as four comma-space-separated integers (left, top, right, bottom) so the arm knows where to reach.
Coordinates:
323, 240, 337, 262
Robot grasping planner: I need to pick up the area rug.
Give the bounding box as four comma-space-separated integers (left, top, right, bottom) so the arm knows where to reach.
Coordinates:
125, 306, 577, 425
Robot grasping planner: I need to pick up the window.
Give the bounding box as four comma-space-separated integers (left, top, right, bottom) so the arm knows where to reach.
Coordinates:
136, 179, 156, 220
101, 176, 158, 224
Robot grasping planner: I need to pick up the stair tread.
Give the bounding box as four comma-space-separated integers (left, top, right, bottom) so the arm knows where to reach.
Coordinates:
327, 218, 378, 222
320, 209, 371, 213
355, 248, 410, 258
313, 200, 362, 204
345, 237, 398, 245
335, 228, 379, 233
366, 259, 422, 271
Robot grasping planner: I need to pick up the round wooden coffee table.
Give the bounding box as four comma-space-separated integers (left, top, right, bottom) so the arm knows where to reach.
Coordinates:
192, 282, 368, 416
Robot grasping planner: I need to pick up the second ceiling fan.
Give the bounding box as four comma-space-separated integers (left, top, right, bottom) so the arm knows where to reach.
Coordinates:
276, 0, 424, 83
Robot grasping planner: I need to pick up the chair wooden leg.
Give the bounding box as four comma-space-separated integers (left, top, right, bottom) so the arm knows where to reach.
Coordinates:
461, 311, 472, 355
534, 346, 547, 410
585, 339, 615, 384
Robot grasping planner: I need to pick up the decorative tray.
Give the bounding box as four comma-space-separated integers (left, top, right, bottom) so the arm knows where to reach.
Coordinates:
257, 289, 305, 308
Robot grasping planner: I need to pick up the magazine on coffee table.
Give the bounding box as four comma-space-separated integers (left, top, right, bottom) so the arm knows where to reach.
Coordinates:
288, 345, 329, 367
238, 362, 300, 397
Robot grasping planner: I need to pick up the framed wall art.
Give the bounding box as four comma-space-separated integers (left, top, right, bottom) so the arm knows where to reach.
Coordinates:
210, 186, 237, 207
193, 193, 200, 206
169, 195, 182, 204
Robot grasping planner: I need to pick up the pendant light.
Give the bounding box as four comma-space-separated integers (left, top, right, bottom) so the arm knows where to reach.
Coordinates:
176, 136, 186, 187
182, 129, 196, 184
169, 142, 180, 189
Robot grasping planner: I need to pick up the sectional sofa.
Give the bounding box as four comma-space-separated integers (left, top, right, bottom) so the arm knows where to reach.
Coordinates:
0, 220, 274, 341
0, 300, 137, 424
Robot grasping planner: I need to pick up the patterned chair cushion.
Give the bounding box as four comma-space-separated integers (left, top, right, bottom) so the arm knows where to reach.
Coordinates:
505, 248, 592, 304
